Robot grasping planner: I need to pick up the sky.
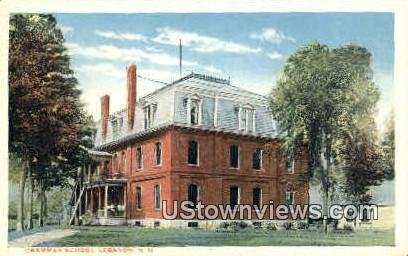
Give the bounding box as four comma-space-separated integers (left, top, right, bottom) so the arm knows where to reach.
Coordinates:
53, 13, 394, 131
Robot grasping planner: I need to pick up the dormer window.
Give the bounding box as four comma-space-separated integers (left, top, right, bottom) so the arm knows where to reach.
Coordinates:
186, 95, 201, 125
239, 105, 255, 132
190, 100, 199, 125
144, 103, 157, 129
111, 117, 123, 139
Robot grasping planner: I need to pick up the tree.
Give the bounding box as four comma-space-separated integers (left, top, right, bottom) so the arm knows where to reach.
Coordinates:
270, 42, 379, 232
381, 113, 394, 180
9, 14, 84, 230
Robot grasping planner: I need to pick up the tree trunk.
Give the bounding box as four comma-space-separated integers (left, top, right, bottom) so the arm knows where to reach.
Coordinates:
27, 168, 34, 229
16, 162, 27, 231
38, 181, 45, 227
320, 134, 331, 234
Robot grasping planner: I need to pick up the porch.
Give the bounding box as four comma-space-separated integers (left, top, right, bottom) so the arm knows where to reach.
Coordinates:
70, 147, 128, 226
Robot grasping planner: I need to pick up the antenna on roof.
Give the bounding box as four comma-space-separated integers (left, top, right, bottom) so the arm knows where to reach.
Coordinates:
179, 39, 182, 77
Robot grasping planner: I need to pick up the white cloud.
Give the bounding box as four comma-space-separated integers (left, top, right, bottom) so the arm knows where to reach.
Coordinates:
267, 51, 284, 60
95, 30, 147, 42
78, 66, 179, 119
76, 63, 124, 78
203, 65, 223, 74
152, 27, 261, 54
250, 27, 295, 44
66, 43, 198, 67
59, 25, 74, 34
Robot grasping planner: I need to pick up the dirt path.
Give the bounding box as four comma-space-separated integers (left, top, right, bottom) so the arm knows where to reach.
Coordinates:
9, 229, 77, 247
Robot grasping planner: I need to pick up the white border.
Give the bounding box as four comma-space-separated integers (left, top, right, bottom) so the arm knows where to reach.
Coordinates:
1, 1, 407, 255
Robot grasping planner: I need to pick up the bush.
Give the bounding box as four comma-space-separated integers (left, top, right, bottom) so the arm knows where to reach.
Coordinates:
295, 222, 309, 230
265, 222, 277, 230
343, 224, 354, 232
283, 222, 293, 230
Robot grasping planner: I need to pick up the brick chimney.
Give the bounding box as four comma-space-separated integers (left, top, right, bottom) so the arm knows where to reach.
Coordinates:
127, 64, 137, 131
100, 94, 110, 140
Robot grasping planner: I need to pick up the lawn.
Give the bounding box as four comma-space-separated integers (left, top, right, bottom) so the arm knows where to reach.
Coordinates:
48, 226, 394, 247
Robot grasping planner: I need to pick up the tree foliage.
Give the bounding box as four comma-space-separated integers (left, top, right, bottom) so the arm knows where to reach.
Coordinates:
270, 42, 382, 231
9, 14, 93, 229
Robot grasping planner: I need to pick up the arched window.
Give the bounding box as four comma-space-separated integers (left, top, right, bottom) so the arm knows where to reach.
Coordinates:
188, 184, 199, 208
188, 140, 199, 165
154, 184, 161, 209
136, 186, 142, 209
155, 142, 162, 166
253, 188, 262, 210
252, 148, 262, 170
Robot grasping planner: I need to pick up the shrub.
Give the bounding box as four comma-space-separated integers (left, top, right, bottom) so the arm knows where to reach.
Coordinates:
295, 221, 309, 229
283, 222, 293, 230
265, 222, 277, 230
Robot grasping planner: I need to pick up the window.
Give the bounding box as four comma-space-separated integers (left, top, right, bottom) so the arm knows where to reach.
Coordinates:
112, 118, 123, 139
112, 120, 118, 139
188, 184, 199, 208
144, 104, 157, 129
287, 157, 294, 173
136, 187, 142, 209
154, 185, 161, 209
136, 146, 143, 170
239, 107, 255, 132
285, 191, 294, 206
121, 151, 126, 173
230, 186, 239, 208
230, 144, 239, 168
252, 148, 263, 170
189, 99, 200, 125
155, 142, 162, 166
188, 140, 199, 165
253, 188, 262, 210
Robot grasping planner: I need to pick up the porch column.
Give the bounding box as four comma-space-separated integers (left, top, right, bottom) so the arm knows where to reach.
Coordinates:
98, 186, 102, 209
90, 188, 94, 213
84, 187, 88, 212
123, 185, 127, 218
104, 185, 108, 217
88, 164, 91, 182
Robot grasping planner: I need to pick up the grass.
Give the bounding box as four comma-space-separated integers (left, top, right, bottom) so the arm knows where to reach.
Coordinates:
49, 226, 394, 247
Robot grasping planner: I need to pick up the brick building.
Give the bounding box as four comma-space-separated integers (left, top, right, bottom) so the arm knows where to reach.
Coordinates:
70, 64, 308, 227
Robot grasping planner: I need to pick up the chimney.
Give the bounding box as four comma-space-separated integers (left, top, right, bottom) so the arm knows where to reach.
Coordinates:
100, 94, 110, 140
127, 64, 137, 131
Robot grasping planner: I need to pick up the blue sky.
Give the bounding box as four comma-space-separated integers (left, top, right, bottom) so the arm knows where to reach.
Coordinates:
54, 13, 394, 130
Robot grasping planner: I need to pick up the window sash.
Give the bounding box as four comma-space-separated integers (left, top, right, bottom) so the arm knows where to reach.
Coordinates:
188, 141, 198, 165
136, 187, 142, 209
285, 191, 294, 205
230, 186, 239, 207
252, 148, 262, 169
230, 145, 239, 168
188, 184, 198, 208
253, 188, 262, 209
155, 143, 162, 165
136, 146, 143, 169
154, 185, 161, 209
